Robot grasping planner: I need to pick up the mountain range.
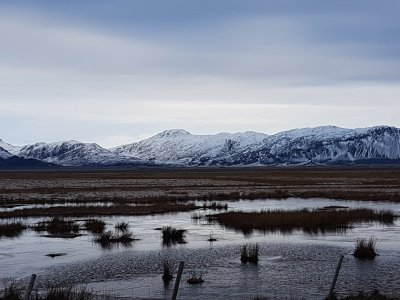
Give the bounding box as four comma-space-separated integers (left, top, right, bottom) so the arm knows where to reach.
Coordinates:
1, 125, 400, 168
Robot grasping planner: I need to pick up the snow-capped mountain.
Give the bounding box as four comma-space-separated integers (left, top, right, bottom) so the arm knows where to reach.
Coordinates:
112, 129, 268, 165
212, 126, 400, 166
17, 140, 145, 167
112, 126, 400, 166
2, 125, 400, 168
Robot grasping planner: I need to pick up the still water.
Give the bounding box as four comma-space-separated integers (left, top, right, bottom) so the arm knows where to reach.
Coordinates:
1, 198, 399, 299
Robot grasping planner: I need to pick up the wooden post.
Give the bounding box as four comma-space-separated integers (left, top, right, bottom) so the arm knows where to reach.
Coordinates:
171, 261, 184, 300
328, 255, 344, 300
23, 274, 37, 300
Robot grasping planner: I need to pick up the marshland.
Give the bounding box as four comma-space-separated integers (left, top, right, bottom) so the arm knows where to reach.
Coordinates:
1, 168, 400, 299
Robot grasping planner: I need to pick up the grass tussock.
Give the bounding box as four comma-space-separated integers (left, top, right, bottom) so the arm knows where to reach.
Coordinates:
354, 237, 378, 260
162, 260, 174, 283
240, 243, 259, 264
191, 212, 204, 220
83, 219, 105, 234
33, 218, 80, 236
94, 231, 136, 249
115, 222, 129, 231
0, 222, 27, 238
210, 208, 397, 234
202, 202, 228, 210
161, 226, 187, 246
187, 272, 204, 284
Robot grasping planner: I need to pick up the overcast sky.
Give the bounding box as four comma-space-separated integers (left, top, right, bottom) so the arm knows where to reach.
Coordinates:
1, 1, 400, 147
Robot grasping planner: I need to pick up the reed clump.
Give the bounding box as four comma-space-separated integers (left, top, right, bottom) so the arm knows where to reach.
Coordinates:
202, 202, 228, 210
161, 226, 187, 246
240, 243, 259, 264
162, 260, 174, 283
191, 212, 204, 220
0, 222, 27, 238
353, 237, 378, 260
210, 208, 396, 234
84, 219, 106, 234
33, 218, 80, 236
187, 272, 204, 284
94, 231, 136, 248
115, 222, 129, 231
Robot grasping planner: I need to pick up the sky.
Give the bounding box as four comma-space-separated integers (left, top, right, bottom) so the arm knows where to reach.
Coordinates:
1, 0, 400, 147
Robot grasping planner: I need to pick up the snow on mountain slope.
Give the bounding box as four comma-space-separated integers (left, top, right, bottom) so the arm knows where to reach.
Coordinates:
0, 139, 22, 155
0, 146, 14, 159
112, 129, 268, 165
18, 140, 144, 166
112, 126, 400, 166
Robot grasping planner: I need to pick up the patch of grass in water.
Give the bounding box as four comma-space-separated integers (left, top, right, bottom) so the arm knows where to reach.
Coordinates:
83, 219, 105, 234
353, 237, 378, 260
0, 222, 27, 238
115, 222, 129, 231
33, 218, 80, 237
94, 231, 138, 249
241, 243, 259, 264
210, 208, 397, 234
162, 260, 174, 284
161, 226, 187, 246
202, 202, 228, 210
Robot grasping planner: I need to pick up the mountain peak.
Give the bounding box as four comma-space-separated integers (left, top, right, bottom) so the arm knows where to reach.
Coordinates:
155, 129, 191, 138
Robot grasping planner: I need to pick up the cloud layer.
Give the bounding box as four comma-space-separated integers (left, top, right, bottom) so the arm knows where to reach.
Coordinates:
1, 1, 399, 147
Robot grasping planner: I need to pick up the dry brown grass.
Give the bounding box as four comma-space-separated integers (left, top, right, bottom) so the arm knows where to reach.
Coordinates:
0, 202, 197, 218
210, 208, 397, 234
1, 168, 400, 206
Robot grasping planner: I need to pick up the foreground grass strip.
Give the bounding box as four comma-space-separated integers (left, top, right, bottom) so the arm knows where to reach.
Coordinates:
340, 290, 398, 300
0, 202, 197, 218
210, 208, 397, 234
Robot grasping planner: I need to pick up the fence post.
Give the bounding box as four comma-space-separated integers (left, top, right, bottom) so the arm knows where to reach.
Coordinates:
172, 261, 184, 300
328, 255, 344, 300
23, 274, 37, 300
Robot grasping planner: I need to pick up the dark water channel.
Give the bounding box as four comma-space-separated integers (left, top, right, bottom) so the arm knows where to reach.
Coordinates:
1, 198, 400, 299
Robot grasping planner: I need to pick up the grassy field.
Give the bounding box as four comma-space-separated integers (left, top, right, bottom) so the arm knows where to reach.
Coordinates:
0, 167, 399, 217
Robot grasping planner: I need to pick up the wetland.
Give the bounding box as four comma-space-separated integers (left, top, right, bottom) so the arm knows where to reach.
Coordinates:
1, 167, 400, 299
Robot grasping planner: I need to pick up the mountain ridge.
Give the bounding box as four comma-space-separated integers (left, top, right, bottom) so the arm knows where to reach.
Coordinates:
2, 125, 400, 168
